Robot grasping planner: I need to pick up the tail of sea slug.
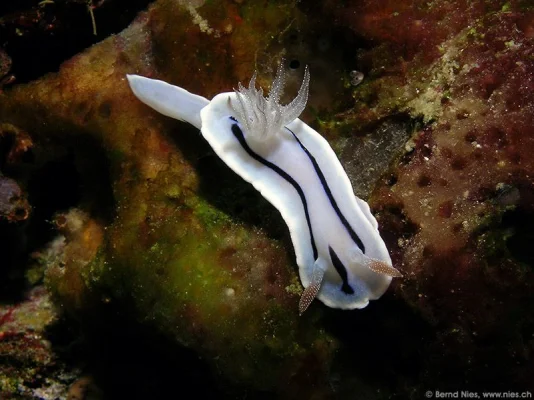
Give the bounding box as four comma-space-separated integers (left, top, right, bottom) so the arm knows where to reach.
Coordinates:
126, 74, 209, 130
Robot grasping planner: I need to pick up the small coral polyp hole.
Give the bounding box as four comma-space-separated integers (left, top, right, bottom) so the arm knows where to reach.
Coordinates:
54, 214, 68, 228
289, 59, 300, 70
420, 144, 432, 159
452, 223, 463, 233
437, 200, 453, 218
451, 157, 467, 170
464, 131, 477, 143
13, 208, 28, 220
386, 175, 398, 186
417, 175, 431, 187
288, 32, 299, 43
437, 178, 449, 187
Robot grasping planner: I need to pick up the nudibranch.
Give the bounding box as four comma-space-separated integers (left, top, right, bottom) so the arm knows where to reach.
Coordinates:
126, 63, 402, 314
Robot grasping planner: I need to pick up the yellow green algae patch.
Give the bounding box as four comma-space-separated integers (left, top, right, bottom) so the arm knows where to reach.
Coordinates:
0, 0, 338, 396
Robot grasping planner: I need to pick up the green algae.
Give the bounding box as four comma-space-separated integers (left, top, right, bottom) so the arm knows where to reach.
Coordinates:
285, 274, 303, 297
193, 198, 232, 228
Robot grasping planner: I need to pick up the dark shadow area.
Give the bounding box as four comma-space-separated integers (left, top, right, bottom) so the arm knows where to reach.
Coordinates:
321, 295, 433, 398
0, 0, 155, 84
25, 133, 115, 251
45, 304, 223, 399
25, 153, 81, 244
0, 220, 28, 300
502, 207, 534, 267
44, 301, 296, 399
469, 178, 534, 268
0, 131, 114, 303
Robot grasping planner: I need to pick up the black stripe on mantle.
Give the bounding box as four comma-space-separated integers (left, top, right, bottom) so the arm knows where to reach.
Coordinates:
230, 118, 318, 260
329, 246, 355, 294
286, 127, 366, 253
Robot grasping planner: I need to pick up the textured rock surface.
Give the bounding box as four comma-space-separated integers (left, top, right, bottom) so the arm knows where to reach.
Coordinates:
0, 175, 29, 223
322, 0, 534, 391
0, 287, 81, 400
0, 0, 533, 398
1, 1, 347, 397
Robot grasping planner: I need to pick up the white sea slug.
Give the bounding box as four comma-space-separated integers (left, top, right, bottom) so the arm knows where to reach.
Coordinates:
126, 63, 402, 314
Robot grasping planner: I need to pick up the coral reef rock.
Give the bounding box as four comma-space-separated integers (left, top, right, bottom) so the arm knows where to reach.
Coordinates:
0, 0, 533, 397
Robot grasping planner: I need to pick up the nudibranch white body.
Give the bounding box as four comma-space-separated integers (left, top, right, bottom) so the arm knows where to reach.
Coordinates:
127, 64, 401, 314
